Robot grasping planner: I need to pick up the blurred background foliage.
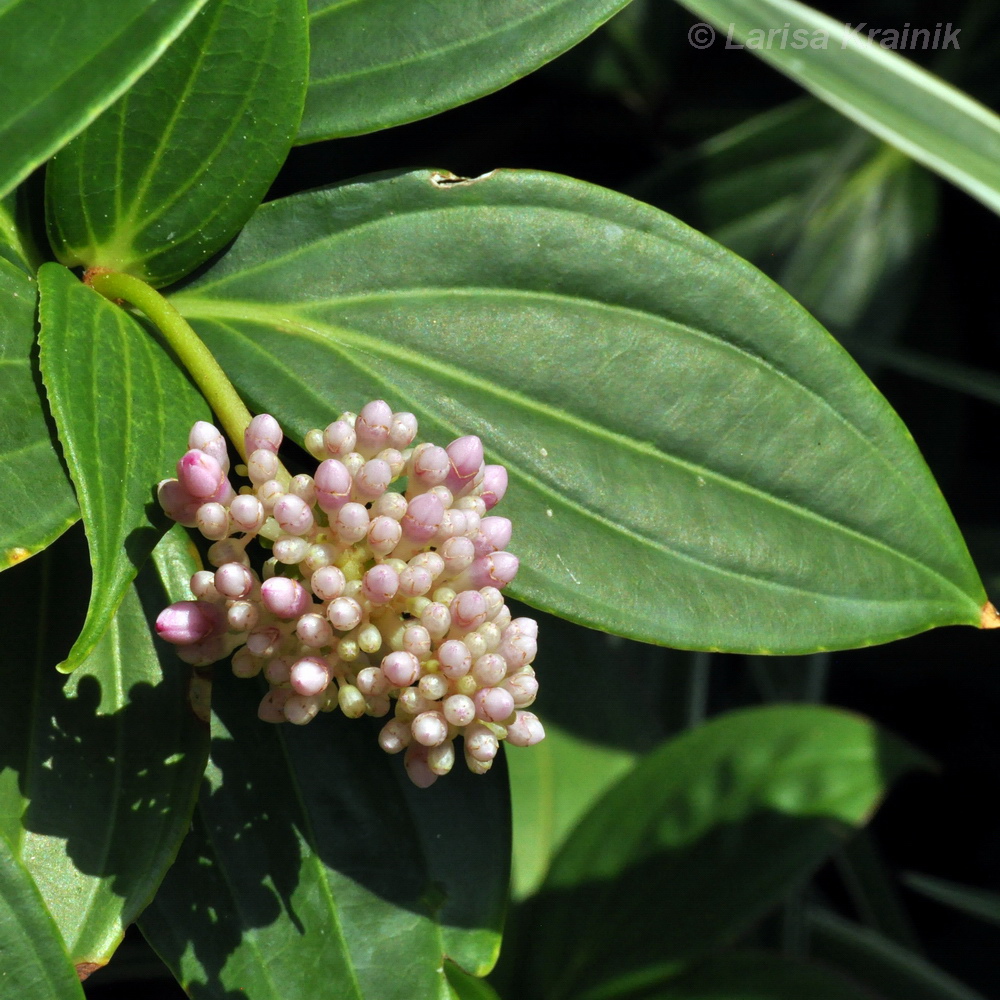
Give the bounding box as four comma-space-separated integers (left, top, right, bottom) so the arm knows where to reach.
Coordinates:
83, 0, 1000, 995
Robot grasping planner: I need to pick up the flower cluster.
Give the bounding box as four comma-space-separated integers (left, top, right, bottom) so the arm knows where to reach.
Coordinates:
155, 400, 544, 786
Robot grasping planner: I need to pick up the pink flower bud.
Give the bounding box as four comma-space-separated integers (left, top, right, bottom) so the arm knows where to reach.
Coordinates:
371, 491, 407, 520
196, 502, 230, 541
290, 474, 317, 506
353, 458, 392, 500
388, 411, 418, 450
178, 449, 226, 499
158, 479, 200, 526
411, 711, 449, 747
427, 740, 455, 776
379, 718, 412, 754
215, 562, 254, 599
284, 693, 322, 725
323, 419, 356, 457
503, 671, 539, 707
450, 590, 488, 632
248, 449, 279, 485
474, 517, 512, 557
437, 639, 472, 679
420, 602, 451, 639
190, 570, 220, 601
273, 494, 315, 536
290, 656, 331, 696
401, 491, 444, 542
440, 536, 475, 576
474, 686, 515, 723
367, 515, 402, 556
404, 743, 438, 787
176, 634, 228, 666
355, 400, 393, 456
445, 435, 484, 495
402, 625, 431, 659
506, 710, 546, 747
362, 564, 399, 605
265, 656, 292, 685
260, 576, 310, 618
465, 723, 499, 762
381, 650, 421, 687
479, 465, 508, 510
188, 421, 229, 472
499, 631, 537, 670
398, 565, 432, 597
229, 494, 265, 533
334, 502, 369, 544
452, 552, 519, 592
443, 694, 476, 727
296, 613, 333, 648
327, 596, 363, 631
258, 687, 292, 723
247, 625, 282, 657
244, 413, 282, 455
409, 443, 450, 489
227, 600, 258, 632
357, 666, 390, 697
472, 653, 507, 686
156, 601, 225, 645
311, 565, 346, 601
314, 459, 352, 511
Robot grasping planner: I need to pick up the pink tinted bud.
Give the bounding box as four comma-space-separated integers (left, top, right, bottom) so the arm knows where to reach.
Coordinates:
357, 666, 390, 697
420, 602, 451, 639
474, 687, 515, 723
410, 444, 450, 489
401, 491, 444, 542
472, 653, 507, 686
411, 711, 449, 747
247, 625, 281, 657
258, 687, 292, 723
506, 710, 546, 747
334, 502, 369, 544
231, 647, 261, 678
379, 717, 412, 754
465, 724, 499, 762
355, 400, 393, 455
402, 625, 431, 659
260, 576, 310, 618
381, 651, 421, 687
273, 494, 315, 536
176, 634, 228, 666
440, 536, 475, 576
296, 613, 333, 648
371, 491, 407, 520
245, 413, 282, 455
323, 419, 357, 457
403, 743, 438, 787
437, 639, 472, 679
190, 570, 220, 601
178, 449, 225, 499
158, 479, 200, 525
354, 458, 392, 500
479, 465, 508, 510
311, 565, 346, 601
196, 502, 230, 540
450, 590, 488, 632
481, 587, 504, 620
248, 449, 279, 485
499, 631, 538, 670
445, 436, 484, 495
227, 600, 258, 632
290, 474, 317, 506
428, 740, 455, 776
314, 459, 352, 511
510, 617, 539, 638
265, 656, 292, 685
188, 422, 229, 471
388, 412, 418, 450
398, 565, 432, 597
290, 656, 331, 696
453, 552, 519, 592
215, 562, 254, 599
229, 494, 265, 533
327, 596, 363, 631
504, 671, 539, 706
474, 517, 512, 557
156, 601, 224, 645
362, 565, 398, 605
367, 515, 402, 556
443, 694, 476, 727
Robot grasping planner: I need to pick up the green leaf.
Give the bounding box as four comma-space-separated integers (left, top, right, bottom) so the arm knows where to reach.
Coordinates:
140, 666, 509, 999
808, 908, 988, 1000
635, 97, 937, 342
675, 0, 1000, 217
46, 0, 309, 289
37, 262, 209, 671
518, 705, 927, 1000
0, 0, 209, 202
0, 188, 40, 275
167, 169, 986, 654
446, 961, 502, 1000
0, 527, 209, 976
629, 948, 879, 999
508, 724, 637, 900
902, 872, 1000, 930
0, 836, 85, 1000
0, 258, 77, 572
300, 0, 633, 141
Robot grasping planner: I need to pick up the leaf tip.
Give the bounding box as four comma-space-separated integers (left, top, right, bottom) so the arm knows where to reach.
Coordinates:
980, 601, 1000, 630
4, 545, 31, 566
429, 169, 497, 189
75, 961, 103, 981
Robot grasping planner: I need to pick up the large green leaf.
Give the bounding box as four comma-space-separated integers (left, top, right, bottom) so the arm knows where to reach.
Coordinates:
516, 705, 926, 1000
166, 169, 986, 653
902, 872, 1000, 929
0, 0, 208, 202
140, 665, 509, 1000
0, 258, 77, 572
0, 836, 85, 1000
675, 0, 1000, 217
634, 97, 937, 343
630, 948, 880, 1000
46, 0, 308, 288
300, 0, 632, 141
37, 263, 209, 671
0, 527, 209, 977
808, 908, 988, 1000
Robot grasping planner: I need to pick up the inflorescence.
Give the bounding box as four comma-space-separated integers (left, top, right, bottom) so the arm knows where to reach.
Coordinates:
155, 400, 544, 786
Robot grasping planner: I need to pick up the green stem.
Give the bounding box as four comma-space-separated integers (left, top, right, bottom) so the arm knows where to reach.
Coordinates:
88, 270, 253, 461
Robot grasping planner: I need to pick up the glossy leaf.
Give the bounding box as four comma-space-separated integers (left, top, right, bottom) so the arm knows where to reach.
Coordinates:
676, 0, 1000, 216
140, 666, 509, 999
446, 962, 502, 1000
46, 0, 308, 289
0, 836, 85, 1000
0, 189, 39, 275
0, 258, 77, 572
37, 263, 209, 671
0, 527, 209, 976
808, 908, 988, 1000
518, 705, 927, 1000
301, 0, 632, 141
167, 169, 986, 653
508, 724, 637, 900
0, 0, 208, 201
632, 949, 880, 1000
635, 97, 937, 342
902, 873, 1000, 930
